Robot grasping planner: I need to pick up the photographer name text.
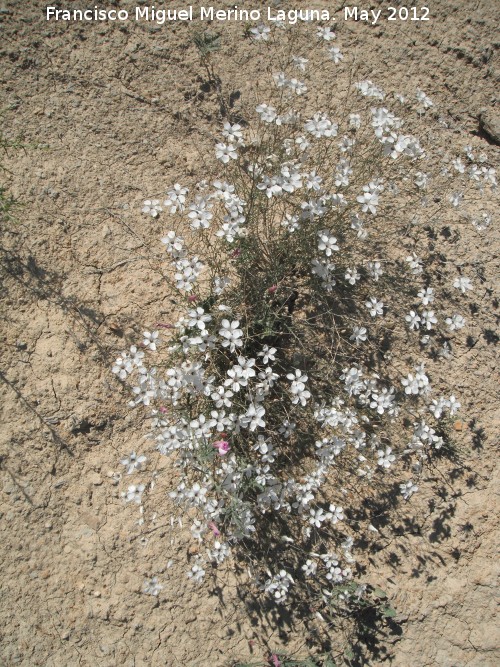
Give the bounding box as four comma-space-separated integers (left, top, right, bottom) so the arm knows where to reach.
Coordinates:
45, 6, 431, 26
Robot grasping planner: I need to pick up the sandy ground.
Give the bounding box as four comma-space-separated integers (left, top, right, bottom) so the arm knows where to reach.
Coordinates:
1, 1, 499, 665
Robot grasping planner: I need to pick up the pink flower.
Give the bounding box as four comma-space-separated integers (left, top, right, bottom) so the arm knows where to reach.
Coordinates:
232, 248, 241, 258
213, 440, 230, 455
270, 655, 281, 667
267, 285, 278, 294
209, 521, 220, 537
188, 295, 198, 302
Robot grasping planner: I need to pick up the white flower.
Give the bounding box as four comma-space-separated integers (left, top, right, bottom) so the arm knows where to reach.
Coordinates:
449, 192, 463, 207
402, 364, 429, 395
292, 55, 308, 71
377, 447, 396, 469
405, 311, 421, 330
216, 142, 238, 164
328, 46, 343, 64
258, 345, 276, 364
213, 275, 230, 295
421, 310, 437, 330
472, 212, 491, 231
264, 570, 293, 603
429, 396, 448, 419
445, 314, 465, 331
213, 180, 235, 198
208, 540, 231, 564
402, 373, 419, 395
187, 558, 206, 583
417, 287, 434, 305
305, 170, 323, 191
287, 369, 311, 406
328, 504, 344, 524
416, 89, 433, 109
120, 452, 147, 475
448, 395, 461, 415
164, 184, 188, 214
335, 158, 353, 186
302, 559, 317, 576
236, 356, 256, 381
481, 166, 497, 186
357, 187, 379, 215
371, 107, 401, 134
414, 364, 430, 390
305, 112, 338, 138
256, 103, 277, 123
280, 212, 300, 234
222, 122, 244, 145
356, 80, 385, 100
143, 330, 159, 350
370, 387, 397, 415
406, 253, 423, 275
190, 519, 206, 542
188, 197, 213, 229
225, 361, 252, 392
365, 297, 384, 317
350, 326, 367, 344
278, 420, 296, 439
287, 78, 307, 95
142, 577, 163, 596
161, 230, 185, 257
111, 345, 144, 380
174, 256, 203, 292
439, 342, 452, 359
349, 114, 361, 130
242, 403, 266, 431
186, 482, 208, 506
142, 199, 162, 218
351, 214, 367, 239
273, 71, 287, 88
123, 484, 145, 504
453, 276, 473, 293
400, 480, 418, 500
321, 554, 348, 583
309, 507, 327, 528
317, 26, 336, 40
367, 260, 383, 281
112, 355, 130, 380
219, 319, 243, 352
295, 135, 310, 152
211, 384, 234, 408
345, 267, 361, 285
469, 164, 482, 182
415, 172, 428, 189
188, 307, 212, 331
253, 436, 276, 463
301, 198, 327, 221
317, 230, 339, 256
250, 24, 270, 41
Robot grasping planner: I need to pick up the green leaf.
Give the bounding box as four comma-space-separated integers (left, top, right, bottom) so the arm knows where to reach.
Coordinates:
373, 587, 387, 599
193, 31, 221, 57
381, 605, 397, 618
344, 646, 355, 661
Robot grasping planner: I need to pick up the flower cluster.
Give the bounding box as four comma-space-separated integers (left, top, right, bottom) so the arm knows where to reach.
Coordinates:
115, 26, 495, 619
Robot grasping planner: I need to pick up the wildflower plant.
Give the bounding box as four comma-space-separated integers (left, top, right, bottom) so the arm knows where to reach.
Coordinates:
112, 25, 496, 632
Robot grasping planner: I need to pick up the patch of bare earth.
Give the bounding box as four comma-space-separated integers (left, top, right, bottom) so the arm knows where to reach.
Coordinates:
1, 1, 498, 665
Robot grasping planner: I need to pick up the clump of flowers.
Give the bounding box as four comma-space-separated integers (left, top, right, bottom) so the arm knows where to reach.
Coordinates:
112, 26, 495, 623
